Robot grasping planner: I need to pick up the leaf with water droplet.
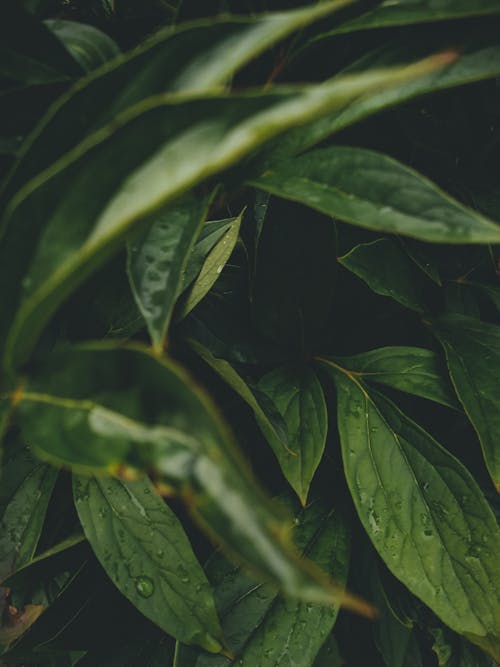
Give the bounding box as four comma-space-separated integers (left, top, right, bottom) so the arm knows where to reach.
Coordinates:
73, 474, 223, 651
319, 358, 500, 660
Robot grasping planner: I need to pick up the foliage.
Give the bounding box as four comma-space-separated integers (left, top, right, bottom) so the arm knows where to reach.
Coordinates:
1, 0, 500, 665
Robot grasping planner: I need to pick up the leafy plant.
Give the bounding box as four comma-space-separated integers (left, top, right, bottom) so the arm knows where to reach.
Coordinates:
1, 1, 500, 665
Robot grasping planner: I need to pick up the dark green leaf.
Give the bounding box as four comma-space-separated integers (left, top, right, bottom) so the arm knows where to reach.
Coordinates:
45, 20, 121, 73
1, 58, 444, 370
459, 282, 500, 313
252, 147, 500, 244
323, 347, 457, 409
0, 445, 58, 583
331, 1, 500, 35
400, 239, 442, 286
127, 193, 211, 350
13, 344, 362, 610
319, 359, 500, 660
431, 314, 500, 491
175, 500, 351, 666
339, 238, 432, 313
312, 634, 342, 667
264, 33, 500, 162
4, 0, 354, 196
257, 365, 328, 505
176, 210, 243, 321
73, 475, 223, 651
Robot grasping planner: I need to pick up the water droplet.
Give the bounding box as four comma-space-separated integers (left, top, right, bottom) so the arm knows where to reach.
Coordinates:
216, 265, 224, 274
135, 575, 154, 597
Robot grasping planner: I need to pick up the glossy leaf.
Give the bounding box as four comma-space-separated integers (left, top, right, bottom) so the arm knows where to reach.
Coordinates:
45, 20, 121, 73
175, 501, 350, 666
12, 344, 364, 611
4, 0, 355, 196
127, 193, 211, 350
73, 475, 223, 651
323, 347, 457, 409
321, 359, 500, 660
180, 219, 235, 293
431, 315, 500, 491
0, 442, 58, 583
331, 1, 500, 35
257, 365, 328, 505
176, 210, 243, 321
252, 147, 500, 244
339, 238, 431, 313
1, 57, 449, 370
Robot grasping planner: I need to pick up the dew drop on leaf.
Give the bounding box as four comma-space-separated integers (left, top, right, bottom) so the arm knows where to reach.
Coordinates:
135, 575, 155, 597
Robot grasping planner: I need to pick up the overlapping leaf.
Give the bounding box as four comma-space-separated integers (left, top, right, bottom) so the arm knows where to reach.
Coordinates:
0, 56, 449, 370
73, 475, 223, 651
320, 359, 500, 660
175, 501, 351, 666
11, 343, 364, 612
257, 365, 328, 505
323, 347, 457, 409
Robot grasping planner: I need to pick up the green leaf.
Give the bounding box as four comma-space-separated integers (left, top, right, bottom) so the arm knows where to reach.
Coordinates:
45, 20, 121, 73
263, 33, 500, 163
400, 239, 442, 286
458, 282, 500, 313
323, 347, 457, 409
431, 314, 500, 492
3, 0, 354, 196
257, 365, 328, 505
187, 338, 289, 451
251, 147, 500, 244
12, 344, 363, 611
180, 219, 235, 293
320, 359, 500, 660
176, 210, 243, 321
175, 500, 351, 666
73, 474, 223, 652
127, 193, 212, 350
0, 442, 58, 583
1, 57, 446, 371
339, 238, 432, 313
331, 1, 500, 34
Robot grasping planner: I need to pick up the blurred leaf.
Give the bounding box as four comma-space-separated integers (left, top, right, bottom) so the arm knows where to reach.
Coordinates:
175, 500, 350, 666
12, 344, 364, 610
432, 314, 500, 491
45, 20, 121, 73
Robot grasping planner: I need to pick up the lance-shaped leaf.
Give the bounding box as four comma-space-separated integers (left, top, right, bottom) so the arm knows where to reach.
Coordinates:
3, 0, 354, 196
0, 440, 58, 583
187, 339, 289, 455
260, 33, 500, 164
251, 146, 500, 244
45, 20, 121, 73
176, 211, 243, 321
319, 358, 500, 661
431, 314, 500, 492
323, 347, 457, 409
329, 0, 500, 35
127, 193, 211, 350
175, 501, 351, 666
11, 344, 367, 612
257, 365, 328, 505
339, 239, 432, 314
0, 56, 451, 370
73, 475, 223, 652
